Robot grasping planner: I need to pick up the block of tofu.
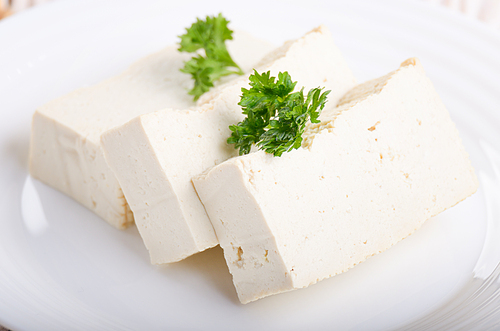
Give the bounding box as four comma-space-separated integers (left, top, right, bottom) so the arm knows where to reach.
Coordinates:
29, 31, 274, 229
192, 58, 479, 303
101, 25, 357, 263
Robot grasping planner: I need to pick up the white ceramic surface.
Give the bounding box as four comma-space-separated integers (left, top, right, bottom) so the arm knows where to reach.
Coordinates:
0, 0, 499, 330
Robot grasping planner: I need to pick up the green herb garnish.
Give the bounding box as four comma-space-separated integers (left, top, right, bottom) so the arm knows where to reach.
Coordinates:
228, 70, 330, 157
178, 13, 243, 101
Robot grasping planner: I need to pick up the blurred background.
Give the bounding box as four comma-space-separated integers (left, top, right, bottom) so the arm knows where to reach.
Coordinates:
1, 0, 500, 28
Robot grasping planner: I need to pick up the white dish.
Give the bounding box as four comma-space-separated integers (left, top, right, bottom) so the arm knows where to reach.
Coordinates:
1, 0, 499, 330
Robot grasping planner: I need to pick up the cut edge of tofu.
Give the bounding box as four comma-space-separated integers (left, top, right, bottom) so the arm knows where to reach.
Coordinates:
192, 159, 295, 303
101, 115, 211, 263
29, 111, 134, 229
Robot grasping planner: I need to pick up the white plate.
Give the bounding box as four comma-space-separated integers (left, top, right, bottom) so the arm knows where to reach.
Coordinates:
1, 0, 500, 330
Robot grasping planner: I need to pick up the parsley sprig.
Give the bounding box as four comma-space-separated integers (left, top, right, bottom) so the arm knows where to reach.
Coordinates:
228, 70, 330, 157
178, 14, 244, 101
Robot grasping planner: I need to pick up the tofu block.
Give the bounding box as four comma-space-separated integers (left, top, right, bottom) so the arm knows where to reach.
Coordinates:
101, 25, 357, 263
192, 58, 479, 303
29, 31, 274, 229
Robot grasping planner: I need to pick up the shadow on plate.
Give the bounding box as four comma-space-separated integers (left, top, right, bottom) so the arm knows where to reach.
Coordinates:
1, 130, 30, 171
158, 246, 238, 304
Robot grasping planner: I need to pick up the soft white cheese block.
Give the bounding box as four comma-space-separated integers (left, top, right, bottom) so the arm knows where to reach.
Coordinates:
192, 58, 479, 304
29, 31, 274, 229
101, 25, 357, 263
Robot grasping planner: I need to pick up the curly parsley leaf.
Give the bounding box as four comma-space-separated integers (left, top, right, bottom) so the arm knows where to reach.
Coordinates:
178, 14, 244, 101
228, 70, 330, 157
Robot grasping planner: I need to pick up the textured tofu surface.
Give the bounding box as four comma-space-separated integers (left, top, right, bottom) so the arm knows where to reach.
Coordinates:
101, 25, 357, 262
192, 58, 479, 303
29, 31, 274, 229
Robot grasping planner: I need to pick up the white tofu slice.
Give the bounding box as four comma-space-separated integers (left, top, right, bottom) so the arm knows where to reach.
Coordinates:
29, 31, 274, 229
101, 25, 357, 263
192, 58, 479, 304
